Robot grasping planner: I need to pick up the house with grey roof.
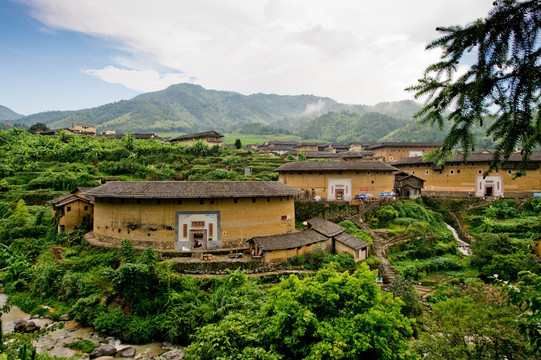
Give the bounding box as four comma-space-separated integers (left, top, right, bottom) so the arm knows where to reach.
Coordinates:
249, 217, 370, 263
274, 160, 398, 201
83, 181, 300, 252
170, 131, 224, 146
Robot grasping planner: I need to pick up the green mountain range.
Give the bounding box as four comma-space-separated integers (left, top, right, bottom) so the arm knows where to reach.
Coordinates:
15, 83, 352, 134
3, 83, 495, 147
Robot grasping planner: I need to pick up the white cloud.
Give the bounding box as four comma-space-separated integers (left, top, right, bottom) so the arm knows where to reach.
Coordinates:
83, 66, 190, 92
21, 0, 495, 105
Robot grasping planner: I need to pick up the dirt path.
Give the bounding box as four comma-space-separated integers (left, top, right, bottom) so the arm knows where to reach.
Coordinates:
345, 215, 398, 282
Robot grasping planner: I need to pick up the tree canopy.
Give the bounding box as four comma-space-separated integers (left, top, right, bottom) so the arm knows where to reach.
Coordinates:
408, 0, 541, 173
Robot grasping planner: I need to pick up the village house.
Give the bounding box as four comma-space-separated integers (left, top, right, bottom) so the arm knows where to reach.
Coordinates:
249, 217, 370, 263
170, 130, 224, 146
304, 152, 367, 161
330, 143, 351, 153
364, 142, 442, 162
47, 187, 94, 232
296, 142, 322, 152
394, 172, 426, 199
274, 160, 398, 201
83, 181, 299, 251
392, 150, 541, 197
72, 123, 97, 134
266, 140, 299, 148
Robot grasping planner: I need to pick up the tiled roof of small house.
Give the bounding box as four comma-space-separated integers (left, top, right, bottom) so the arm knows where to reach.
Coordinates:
304, 152, 366, 159
54, 196, 93, 208
170, 131, 223, 142
251, 230, 328, 251
334, 232, 370, 250
395, 174, 426, 182
83, 181, 300, 199
365, 142, 442, 149
273, 160, 398, 172
46, 187, 95, 206
306, 217, 345, 237
392, 151, 541, 166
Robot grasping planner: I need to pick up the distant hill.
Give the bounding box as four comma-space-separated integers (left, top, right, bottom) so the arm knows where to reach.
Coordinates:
16, 83, 354, 133
0, 105, 23, 121
13, 83, 466, 144
297, 111, 412, 143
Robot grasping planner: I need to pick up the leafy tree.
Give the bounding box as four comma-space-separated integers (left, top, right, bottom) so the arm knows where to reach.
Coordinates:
414, 281, 538, 359
234, 138, 242, 149
407, 0, 541, 173
390, 276, 421, 317
503, 271, 541, 354
27, 122, 49, 133
261, 265, 414, 359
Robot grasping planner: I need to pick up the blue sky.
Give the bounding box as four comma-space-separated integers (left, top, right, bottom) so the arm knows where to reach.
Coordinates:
1, 0, 494, 116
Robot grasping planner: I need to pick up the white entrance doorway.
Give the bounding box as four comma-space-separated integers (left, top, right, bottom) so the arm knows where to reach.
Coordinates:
328, 178, 352, 201
475, 175, 503, 197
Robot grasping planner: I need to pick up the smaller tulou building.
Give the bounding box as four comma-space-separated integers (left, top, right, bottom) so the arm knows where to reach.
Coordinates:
83, 181, 299, 251
274, 160, 398, 201
47, 187, 94, 232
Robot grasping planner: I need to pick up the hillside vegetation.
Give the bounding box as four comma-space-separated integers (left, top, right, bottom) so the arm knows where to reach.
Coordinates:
0, 130, 539, 358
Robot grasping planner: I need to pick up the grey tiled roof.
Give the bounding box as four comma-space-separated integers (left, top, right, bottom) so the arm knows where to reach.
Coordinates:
171, 131, 223, 141
251, 230, 328, 251
83, 181, 300, 199
274, 160, 398, 172
335, 232, 370, 250
365, 142, 442, 149
392, 151, 541, 166
304, 152, 368, 159
306, 217, 345, 237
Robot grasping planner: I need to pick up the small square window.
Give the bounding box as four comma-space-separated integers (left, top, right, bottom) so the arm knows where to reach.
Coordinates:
450, 170, 455, 175
210, 199, 215, 204
84, 206, 88, 211
234, 198, 238, 204
425, 170, 429, 175
67, 206, 71, 212
478, 169, 483, 174
457, 169, 460, 174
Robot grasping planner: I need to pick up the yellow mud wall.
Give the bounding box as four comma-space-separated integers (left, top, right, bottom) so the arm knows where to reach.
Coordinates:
395, 163, 541, 194
93, 196, 295, 250
278, 170, 395, 200
58, 200, 93, 232
176, 139, 222, 147
374, 146, 440, 162
262, 241, 330, 263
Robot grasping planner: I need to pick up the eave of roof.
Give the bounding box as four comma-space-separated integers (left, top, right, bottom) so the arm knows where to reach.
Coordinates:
274, 160, 399, 172
306, 217, 345, 237
83, 181, 300, 199
334, 232, 370, 250
251, 230, 328, 250
392, 151, 541, 166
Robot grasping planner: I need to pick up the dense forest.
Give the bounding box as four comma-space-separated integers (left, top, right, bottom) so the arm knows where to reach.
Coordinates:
0, 129, 540, 359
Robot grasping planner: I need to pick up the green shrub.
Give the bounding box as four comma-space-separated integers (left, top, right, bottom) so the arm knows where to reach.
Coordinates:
92, 308, 129, 338
338, 220, 373, 244
64, 340, 97, 353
